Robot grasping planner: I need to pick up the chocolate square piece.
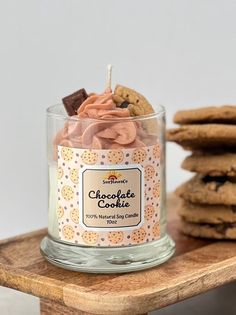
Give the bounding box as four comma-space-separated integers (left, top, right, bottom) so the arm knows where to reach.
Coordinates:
62, 88, 88, 116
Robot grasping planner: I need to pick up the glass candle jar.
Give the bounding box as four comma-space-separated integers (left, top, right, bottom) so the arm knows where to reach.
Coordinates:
40, 103, 175, 273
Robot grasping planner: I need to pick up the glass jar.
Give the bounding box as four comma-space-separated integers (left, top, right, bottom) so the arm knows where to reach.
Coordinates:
40, 103, 175, 273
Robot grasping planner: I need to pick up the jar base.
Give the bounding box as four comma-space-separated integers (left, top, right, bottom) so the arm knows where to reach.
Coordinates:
40, 234, 175, 273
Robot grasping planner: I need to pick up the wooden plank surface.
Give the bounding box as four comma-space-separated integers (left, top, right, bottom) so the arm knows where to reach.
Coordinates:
0, 195, 236, 315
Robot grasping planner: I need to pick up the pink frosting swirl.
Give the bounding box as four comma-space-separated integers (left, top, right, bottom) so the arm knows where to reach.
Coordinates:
54, 91, 154, 157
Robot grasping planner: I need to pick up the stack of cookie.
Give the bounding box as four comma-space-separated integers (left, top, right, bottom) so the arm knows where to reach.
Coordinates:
167, 106, 236, 239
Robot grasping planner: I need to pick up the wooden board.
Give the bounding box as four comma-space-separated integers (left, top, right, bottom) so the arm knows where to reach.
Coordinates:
0, 195, 236, 315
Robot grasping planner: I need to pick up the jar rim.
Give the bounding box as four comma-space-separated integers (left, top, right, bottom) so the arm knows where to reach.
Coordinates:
46, 103, 165, 123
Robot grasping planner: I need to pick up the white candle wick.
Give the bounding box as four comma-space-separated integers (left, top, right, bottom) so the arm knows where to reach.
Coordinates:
105, 64, 112, 93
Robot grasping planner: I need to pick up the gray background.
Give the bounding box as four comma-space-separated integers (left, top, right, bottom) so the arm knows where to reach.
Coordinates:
0, 1, 236, 314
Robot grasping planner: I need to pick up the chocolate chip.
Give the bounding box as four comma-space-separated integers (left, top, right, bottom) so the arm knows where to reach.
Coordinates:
215, 224, 227, 234
202, 175, 227, 191
204, 222, 236, 234
202, 175, 227, 183
215, 182, 225, 191
231, 205, 236, 213
120, 101, 129, 108
62, 88, 88, 116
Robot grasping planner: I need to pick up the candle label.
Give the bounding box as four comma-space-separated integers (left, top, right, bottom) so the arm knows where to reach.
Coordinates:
80, 165, 144, 230
57, 144, 161, 247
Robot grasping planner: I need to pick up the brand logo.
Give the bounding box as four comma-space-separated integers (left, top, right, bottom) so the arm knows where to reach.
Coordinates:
103, 171, 128, 184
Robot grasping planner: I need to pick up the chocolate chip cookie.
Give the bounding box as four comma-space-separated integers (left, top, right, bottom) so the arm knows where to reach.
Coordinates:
178, 200, 236, 224
113, 84, 156, 133
182, 152, 236, 176
181, 220, 236, 239
167, 124, 236, 150
174, 105, 236, 125
175, 174, 236, 205
113, 85, 154, 116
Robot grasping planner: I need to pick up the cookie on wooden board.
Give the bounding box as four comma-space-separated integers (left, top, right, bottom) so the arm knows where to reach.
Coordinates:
180, 220, 236, 239
182, 152, 236, 176
166, 124, 236, 150
175, 174, 236, 206
174, 105, 236, 125
178, 200, 236, 224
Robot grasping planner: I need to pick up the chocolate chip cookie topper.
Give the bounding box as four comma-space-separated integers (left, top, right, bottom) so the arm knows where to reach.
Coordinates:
112, 84, 156, 133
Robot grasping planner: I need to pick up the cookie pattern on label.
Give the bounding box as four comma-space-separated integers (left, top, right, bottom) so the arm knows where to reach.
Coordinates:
57, 144, 161, 247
